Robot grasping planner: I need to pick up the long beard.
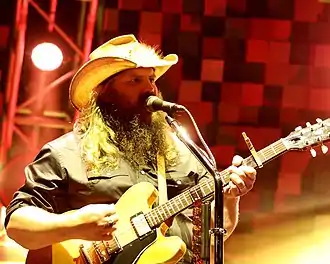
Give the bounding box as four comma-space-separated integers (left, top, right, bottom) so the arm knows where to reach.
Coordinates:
105, 110, 174, 169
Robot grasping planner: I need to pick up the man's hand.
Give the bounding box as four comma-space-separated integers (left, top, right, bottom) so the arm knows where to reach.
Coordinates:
69, 203, 119, 241
223, 155, 256, 198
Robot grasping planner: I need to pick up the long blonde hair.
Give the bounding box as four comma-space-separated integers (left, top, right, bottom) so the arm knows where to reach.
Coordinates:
74, 96, 120, 174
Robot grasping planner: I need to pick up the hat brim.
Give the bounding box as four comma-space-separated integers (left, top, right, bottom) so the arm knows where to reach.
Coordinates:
69, 54, 178, 111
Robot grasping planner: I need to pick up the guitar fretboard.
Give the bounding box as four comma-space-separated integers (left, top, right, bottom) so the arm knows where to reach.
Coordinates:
145, 139, 287, 228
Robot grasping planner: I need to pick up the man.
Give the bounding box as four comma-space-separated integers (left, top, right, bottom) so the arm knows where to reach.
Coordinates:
5, 34, 256, 263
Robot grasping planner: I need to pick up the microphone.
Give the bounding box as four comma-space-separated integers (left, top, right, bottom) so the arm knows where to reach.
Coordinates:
145, 96, 185, 113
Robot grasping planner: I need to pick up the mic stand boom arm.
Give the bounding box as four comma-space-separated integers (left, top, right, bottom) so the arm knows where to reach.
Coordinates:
165, 115, 225, 264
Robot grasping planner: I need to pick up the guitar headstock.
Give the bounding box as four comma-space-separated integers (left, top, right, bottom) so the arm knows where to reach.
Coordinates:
283, 118, 330, 156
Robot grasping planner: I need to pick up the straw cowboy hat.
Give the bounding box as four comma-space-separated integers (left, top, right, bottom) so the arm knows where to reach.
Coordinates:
69, 34, 178, 111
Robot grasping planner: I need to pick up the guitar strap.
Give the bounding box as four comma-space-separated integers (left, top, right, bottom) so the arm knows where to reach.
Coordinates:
156, 153, 168, 205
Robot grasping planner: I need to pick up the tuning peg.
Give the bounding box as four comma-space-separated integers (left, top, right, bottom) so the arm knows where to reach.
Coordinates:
310, 148, 317, 157
295, 126, 302, 131
316, 118, 323, 123
321, 144, 328, 154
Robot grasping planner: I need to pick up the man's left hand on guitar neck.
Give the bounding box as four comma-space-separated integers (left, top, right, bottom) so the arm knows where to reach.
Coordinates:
210, 155, 257, 241
224, 155, 256, 199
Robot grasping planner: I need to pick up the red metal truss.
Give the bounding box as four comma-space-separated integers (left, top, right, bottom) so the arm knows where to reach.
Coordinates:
0, 0, 99, 181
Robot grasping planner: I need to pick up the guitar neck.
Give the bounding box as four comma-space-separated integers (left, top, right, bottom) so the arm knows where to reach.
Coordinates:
145, 139, 288, 228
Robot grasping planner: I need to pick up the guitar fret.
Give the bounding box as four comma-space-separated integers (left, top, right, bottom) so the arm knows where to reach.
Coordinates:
220, 169, 230, 185
147, 214, 155, 227
259, 148, 267, 161
261, 141, 286, 162
160, 205, 166, 218
165, 204, 171, 216
195, 188, 200, 198
182, 195, 188, 207
169, 201, 175, 213
175, 197, 185, 210
200, 185, 206, 196
164, 205, 170, 218
197, 187, 204, 198
189, 188, 200, 201
205, 180, 213, 193
174, 201, 179, 211
144, 139, 290, 229
154, 209, 160, 223
183, 192, 190, 204
157, 207, 163, 219
244, 156, 255, 167
158, 208, 164, 220
265, 145, 275, 159
195, 186, 204, 200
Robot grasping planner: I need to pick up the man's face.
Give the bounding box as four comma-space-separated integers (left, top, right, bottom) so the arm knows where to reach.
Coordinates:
92, 68, 175, 168
96, 67, 158, 124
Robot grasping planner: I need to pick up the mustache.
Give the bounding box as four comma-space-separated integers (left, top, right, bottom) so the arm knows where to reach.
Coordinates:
109, 111, 169, 168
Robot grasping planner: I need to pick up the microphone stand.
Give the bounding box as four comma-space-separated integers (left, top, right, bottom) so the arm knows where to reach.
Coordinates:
201, 201, 211, 263
165, 115, 225, 264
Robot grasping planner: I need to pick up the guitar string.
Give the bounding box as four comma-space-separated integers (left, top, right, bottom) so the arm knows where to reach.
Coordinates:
82, 141, 287, 253
84, 134, 326, 256
117, 141, 286, 230
109, 141, 287, 237
82, 177, 218, 252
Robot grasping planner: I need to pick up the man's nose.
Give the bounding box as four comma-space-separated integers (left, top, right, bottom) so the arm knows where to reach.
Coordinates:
142, 81, 157, 94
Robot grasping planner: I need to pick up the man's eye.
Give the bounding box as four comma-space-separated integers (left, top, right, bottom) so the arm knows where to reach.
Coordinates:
130, 78, 139, 83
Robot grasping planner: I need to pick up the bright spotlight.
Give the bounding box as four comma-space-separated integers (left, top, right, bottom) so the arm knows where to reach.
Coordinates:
31, 42, 63, 71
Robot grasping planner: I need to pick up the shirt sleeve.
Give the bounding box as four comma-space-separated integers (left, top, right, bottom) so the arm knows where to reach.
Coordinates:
5, 144, 69, 227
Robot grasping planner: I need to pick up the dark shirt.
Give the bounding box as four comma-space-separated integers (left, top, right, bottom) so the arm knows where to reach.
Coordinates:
5, 131, 208, 263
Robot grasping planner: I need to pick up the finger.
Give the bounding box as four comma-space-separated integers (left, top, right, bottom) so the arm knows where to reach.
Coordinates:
230, 165, 256, 190
228, 166, 246, 191
104, 204, 116, 217
232, 155, 243, 166
103, 214, 119, 227
241, 165, 257, 181
223, 182, 240, 197
240, 166, 256, 190
89, 203, 116, 216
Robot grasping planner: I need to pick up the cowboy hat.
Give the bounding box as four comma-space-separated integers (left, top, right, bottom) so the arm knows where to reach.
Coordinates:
69, 34, 178, 111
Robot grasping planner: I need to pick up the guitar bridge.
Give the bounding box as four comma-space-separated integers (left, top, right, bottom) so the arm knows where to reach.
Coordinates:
79, 244, 93, 264
130, 212, 152, 239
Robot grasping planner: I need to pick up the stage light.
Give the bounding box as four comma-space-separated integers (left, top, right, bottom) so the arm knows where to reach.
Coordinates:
31, 42, 63, 71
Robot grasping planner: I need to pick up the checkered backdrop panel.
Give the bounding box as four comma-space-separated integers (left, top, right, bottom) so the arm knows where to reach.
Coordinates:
101, 0, 330, 236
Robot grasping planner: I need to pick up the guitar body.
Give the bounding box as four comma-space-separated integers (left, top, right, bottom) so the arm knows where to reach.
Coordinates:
26, 182, 186, 264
